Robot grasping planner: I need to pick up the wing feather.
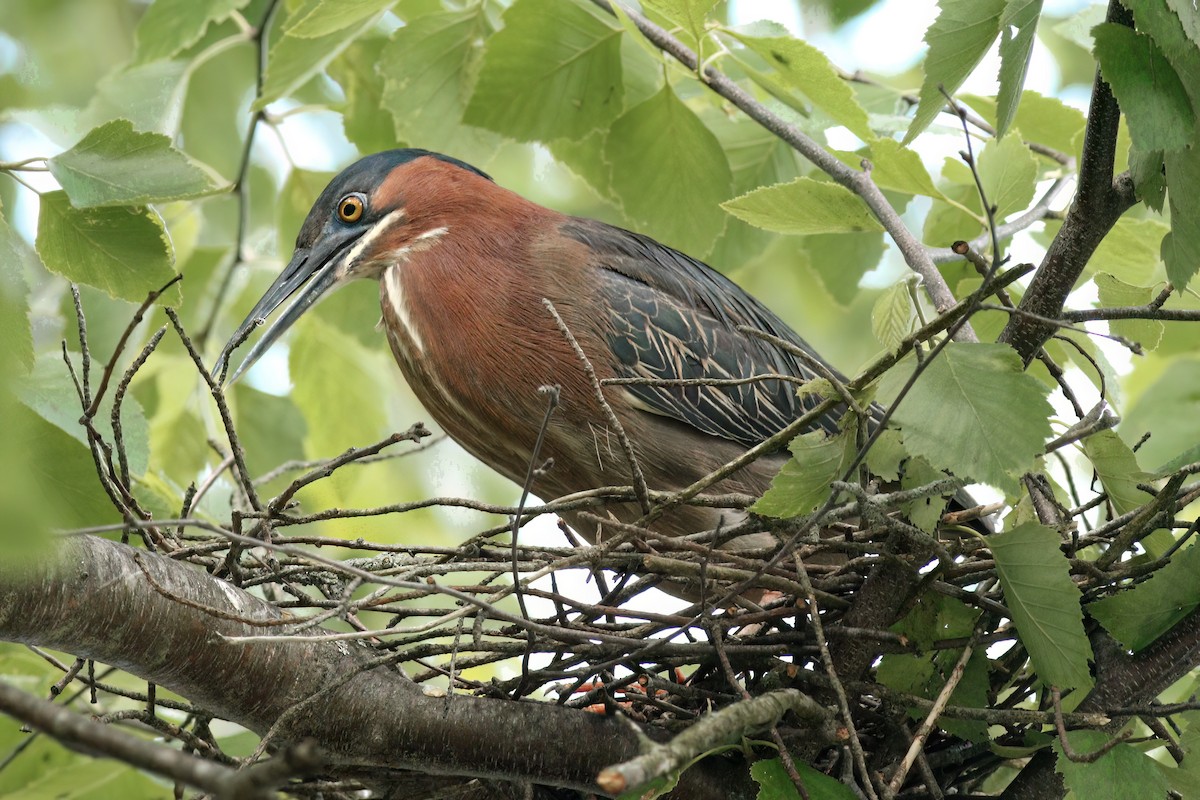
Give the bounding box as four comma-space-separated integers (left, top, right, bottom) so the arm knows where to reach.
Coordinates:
563, 219, 850, 447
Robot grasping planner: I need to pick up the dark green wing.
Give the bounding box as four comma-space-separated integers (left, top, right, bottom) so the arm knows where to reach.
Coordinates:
562, 219, 851, 448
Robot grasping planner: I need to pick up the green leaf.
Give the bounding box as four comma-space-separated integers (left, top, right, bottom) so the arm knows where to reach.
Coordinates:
35, 191, 179, 304
0, 208, 34, 375
15, 356, 150, 480
751, 756, 857, 799
284, 0, 396, 37
379, 8, 501, 158
752, 429, 855, 518
1090, 540, 1200, 652
877, 647, 990, 741
643, 0, 715, 49
1093, 23, 1195, 153
877, 343, 1052, 494
723, 178, 882, 235
803, 232, 886, 307
905, 0, 1007, 143
1081, 428, 1155, 517
900, 455, 951, 532
1093, 273, 1164, 352
9, 402, 120, 532
871, 279, 914, 352
995, 0, 1043, 137
863, 138, 942, 198
1129, 146, 1167, 212
1123, 0, 1200, 114
329, 36, 398, 155
962, 91, 1086, 155
256, 3, 385, 109
728, 31, 873, 142
1166, 0, 1200, 47
88, 59, 192, 136
1053, 730, 1169, 800
234, 383, 308, 482
1163, 147, 1200, 290
605, 87, 732, 255
5, 749, 164, 799
290, 316, 388, 462
463, 0, 624, 142
47, 120, 223, 208
134, 0, 251, 64
1122, 356, 1200, 473
865, 428, 906, 482
991, 522, 1093, 689
1083, 217, 1168, 286
703, 109, 802, 267
977, 133, 1038, 220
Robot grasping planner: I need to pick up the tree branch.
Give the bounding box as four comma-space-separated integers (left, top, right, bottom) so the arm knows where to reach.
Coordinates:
0, 536, 752, 799
997, 0, 1139, 363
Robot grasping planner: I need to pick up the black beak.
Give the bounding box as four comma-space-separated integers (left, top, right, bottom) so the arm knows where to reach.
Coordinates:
213, 226, 360, 384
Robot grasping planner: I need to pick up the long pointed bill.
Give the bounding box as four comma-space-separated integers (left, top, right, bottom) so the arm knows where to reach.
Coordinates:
214, 230, 357, 384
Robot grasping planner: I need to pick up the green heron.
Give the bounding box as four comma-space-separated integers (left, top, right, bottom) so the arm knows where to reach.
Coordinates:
216, 149, 862, 551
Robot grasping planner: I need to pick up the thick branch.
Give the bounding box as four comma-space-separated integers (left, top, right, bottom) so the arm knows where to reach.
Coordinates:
0, 536, 752, 799
997, 1, 1138, 363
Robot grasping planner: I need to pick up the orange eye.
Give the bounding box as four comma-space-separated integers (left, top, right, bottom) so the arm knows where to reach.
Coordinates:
337, 194, 365, 223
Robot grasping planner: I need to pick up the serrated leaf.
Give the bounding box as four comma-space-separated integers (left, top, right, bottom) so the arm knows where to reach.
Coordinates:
256, 4, 384, 109
722, 178, 882, 235
47, 120, 223, 208
1090, 540, 1200, 652
977, 133, 1038, 220
871, 280, 914, 352
1123, 0, 1200, 114
463, 0, 624, 142
752, 429, 855, 518
1053, 731, 1168, 800
905, 0, 1007, 143
134, 0, 251, 64
379, 8, 501, 158
1093, 23, 1195, 153
1093, 273, 1164, 352
1165, 0, 1200, 46
35, 191, 179, 304
878, 343, 1052, 494
995, 0, 1043, 137
605, 87, 732, 256
729, 31, 873, 142
750, 756, 857, 799
284, 0, 396, 37
865, 428, 905, 482
1163, 147, 1200, 290
992, 522, 1094, 689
